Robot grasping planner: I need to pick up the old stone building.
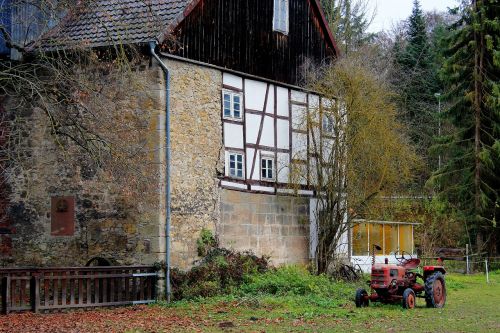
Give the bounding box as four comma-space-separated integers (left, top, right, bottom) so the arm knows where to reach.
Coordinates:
0, 0, 342, 269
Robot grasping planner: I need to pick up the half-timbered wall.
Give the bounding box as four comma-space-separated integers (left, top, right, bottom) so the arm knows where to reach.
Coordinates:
220, 72, 334, 197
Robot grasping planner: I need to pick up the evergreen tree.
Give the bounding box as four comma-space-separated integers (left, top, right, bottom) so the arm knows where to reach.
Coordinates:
394, 0, 441, 184
431, 0, 500, 253
320, 0, 374, 55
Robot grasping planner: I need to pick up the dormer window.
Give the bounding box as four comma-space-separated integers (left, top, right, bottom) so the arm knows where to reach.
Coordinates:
273, 0, 289, 35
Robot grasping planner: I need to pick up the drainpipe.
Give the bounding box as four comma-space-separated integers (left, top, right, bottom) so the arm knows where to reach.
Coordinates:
149, 41, 172, 303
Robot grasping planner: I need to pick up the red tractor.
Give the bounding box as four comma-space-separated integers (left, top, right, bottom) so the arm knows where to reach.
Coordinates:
355, 245, 446, 309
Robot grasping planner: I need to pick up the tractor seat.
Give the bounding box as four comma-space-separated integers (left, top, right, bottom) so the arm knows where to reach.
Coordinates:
400, 258, 421, 269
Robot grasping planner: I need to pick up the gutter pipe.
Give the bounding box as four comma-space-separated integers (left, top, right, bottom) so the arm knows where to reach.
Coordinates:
149, 41, 172, 303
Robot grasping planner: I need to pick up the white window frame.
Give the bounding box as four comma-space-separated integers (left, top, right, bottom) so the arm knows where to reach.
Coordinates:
222, 90, 243, 121
273, 0, 289, 35
260, 154, 275, 181
226, 151, 245, 179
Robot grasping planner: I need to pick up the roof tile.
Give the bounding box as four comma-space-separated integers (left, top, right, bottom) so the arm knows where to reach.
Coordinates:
40, 0, 195, 49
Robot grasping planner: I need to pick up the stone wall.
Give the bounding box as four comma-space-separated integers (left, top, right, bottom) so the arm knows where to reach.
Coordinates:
164, 58, 224, 270
219, 189, 310, 266
1, 65, 166, 267
1, 55, 312, 270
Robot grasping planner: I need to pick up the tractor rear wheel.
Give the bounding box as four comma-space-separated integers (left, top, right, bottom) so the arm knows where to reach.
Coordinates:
402, 288, 416, 309
355, 288, 369, 307
425, 272, 446, 308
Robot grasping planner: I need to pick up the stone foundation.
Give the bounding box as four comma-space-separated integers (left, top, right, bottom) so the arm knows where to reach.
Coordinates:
219, 189, 310, 266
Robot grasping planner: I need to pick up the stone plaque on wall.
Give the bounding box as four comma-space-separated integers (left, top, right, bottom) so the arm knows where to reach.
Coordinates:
51, 196, 75, 236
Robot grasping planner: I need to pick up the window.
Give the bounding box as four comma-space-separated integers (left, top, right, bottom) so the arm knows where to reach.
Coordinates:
273, 0, 289, 34
223, 90, 243, 120
261, 155, 274, 181
352, 223, 369, 256
384, 224, 398, 255
0, 0, 12, 56
322, 113, 334, 134
369, 223, 384, 252
351, 222, 415, 256
227, 152, 244, 179
399, 225, 413, 253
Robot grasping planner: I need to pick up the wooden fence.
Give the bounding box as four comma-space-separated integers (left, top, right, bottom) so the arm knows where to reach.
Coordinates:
0, 266, 158, 314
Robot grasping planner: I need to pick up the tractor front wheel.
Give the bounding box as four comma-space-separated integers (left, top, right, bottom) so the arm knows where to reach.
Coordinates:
402, 288, 416, 309
425, 272, 446, 308
355, 288, 369, 308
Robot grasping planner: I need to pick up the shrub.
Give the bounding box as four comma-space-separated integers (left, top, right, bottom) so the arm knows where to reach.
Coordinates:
170, 247, 269, 300
240, 265, 353, 299
196, 228, 218, 257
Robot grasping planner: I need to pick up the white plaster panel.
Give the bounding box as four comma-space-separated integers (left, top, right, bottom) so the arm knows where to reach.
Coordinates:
291, 162, 308, 185
251, 185, 275, 193
276, 119, 289, 149
277, 152, 290, 183
276, 86, 289, 117
252, 149, 261, 180
309, 157, 318, 186
298, 190, 314, 196
245, 79, 267, 111
309, 94, 320, 123
309, 128, 321, 154
309, 198, 318, 258
292, 132, 308, 160
322, 138, 334, 161
322, 98, 335, 108
277, 188, 295, 194
221, 180, 247, 190
260, 116, 275, 147
246, 148, 255, 180
265, 85, 275, 115
291, 104, 307, 130
224, 123, 244, 149
291, 90, 307, 103
223, 73, 243, 90
245, 113, 261, 144
309, 94, 320, 109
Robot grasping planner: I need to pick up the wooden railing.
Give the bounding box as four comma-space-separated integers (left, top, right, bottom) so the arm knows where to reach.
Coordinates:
0, 266, 158, 314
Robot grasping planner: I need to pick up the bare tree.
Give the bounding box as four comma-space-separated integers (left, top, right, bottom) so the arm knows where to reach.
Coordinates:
290, 55, 419, 274
0, 1, 166, 253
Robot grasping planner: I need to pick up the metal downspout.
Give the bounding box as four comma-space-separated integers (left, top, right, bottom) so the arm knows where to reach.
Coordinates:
149, 42, 171, 302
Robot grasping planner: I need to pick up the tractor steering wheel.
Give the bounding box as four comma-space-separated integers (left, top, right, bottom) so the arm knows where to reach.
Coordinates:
394, 250, 413, 265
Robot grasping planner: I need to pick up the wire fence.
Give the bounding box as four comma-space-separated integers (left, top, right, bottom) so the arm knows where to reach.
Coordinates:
420, 253, 499, 283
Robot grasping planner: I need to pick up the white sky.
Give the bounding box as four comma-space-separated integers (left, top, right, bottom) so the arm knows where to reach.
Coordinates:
367, 0, 459, 32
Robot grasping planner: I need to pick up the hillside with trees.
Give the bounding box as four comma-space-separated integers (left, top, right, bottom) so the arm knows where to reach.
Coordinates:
320, 0, 499, 256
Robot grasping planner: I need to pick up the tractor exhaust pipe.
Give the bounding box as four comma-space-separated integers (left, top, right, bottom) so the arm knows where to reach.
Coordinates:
372, 244, 382, 265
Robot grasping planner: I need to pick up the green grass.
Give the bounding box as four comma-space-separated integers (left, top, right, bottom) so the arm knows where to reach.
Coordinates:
152, 269, 500, 332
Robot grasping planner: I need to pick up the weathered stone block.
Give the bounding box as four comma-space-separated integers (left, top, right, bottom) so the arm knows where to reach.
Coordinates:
219, 189, 310, 265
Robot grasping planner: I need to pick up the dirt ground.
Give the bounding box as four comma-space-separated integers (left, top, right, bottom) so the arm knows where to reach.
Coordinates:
1, 272, 498, 333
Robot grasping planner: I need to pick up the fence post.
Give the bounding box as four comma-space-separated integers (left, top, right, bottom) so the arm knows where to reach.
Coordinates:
465, 244, 469, 274
2, 276, 10, 314
30, 275, 39, 313
485, 259, 489, 284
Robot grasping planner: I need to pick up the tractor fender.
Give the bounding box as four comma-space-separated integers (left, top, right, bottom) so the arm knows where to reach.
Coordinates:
423, 266, 446, 277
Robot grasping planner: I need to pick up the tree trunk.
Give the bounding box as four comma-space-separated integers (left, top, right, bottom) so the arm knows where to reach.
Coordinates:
473, 0, 484, 253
